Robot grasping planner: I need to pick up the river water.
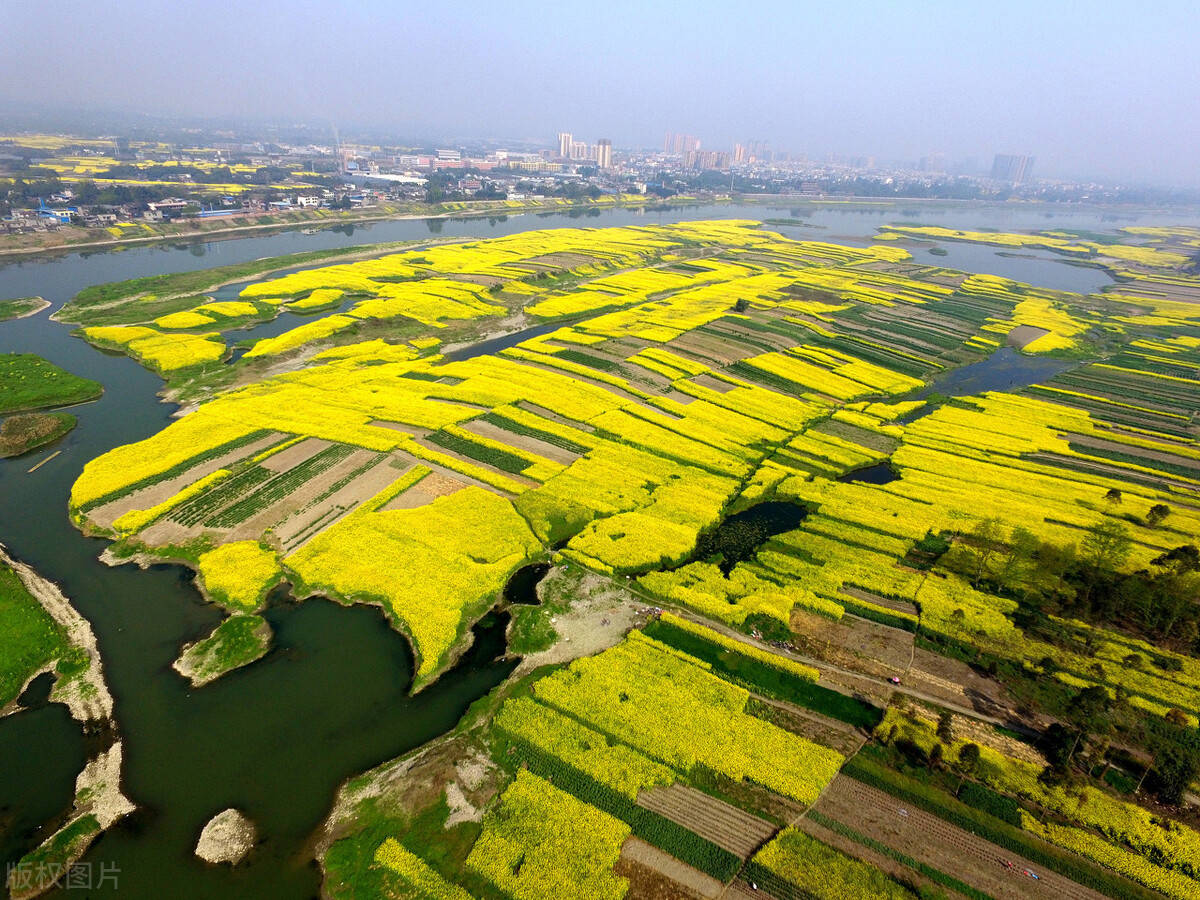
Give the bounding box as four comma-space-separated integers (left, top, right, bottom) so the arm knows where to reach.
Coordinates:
0, 200, 1192, 897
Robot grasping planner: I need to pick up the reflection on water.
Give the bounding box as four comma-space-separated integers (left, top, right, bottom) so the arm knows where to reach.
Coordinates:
918, 347, 1076, 400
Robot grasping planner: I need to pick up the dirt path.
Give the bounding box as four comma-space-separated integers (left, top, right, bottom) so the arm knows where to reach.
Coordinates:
5, 297, 51, 319
512, 570, 645, 676
814, 776, 1106, 900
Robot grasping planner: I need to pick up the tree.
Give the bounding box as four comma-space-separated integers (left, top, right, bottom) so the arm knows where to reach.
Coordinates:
1146, 720, 1200, 805
964, 518, 1004, 586
733, 298, 750, 313
1081, 520, 1132, 576
1105, 488, 1123, 505
956, 742, 981, 795
1035, 541, 1077, 605
1065, 685, 1112, 762
936, 711, 955, 743
1147, 504, 1171, 527
1153, 545, 1200, 574
929, 742, 945, 770
998, 525, 1039, 596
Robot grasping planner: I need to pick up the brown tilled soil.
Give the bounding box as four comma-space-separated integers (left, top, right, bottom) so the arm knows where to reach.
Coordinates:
1064, 432, 1200, 472
813, 776, 1107, 900
381, 469, 470, 511
838, 586, 918, 616
1007, 325, 1050, 350
224, 448, 380, 542
689, 373, 736, 393
259, 437, 328, 472
87, 431, 282, 529
460, 418, 581, 465
515, 400, 597, 429
275, 455, 407, 550
636, 785, 776, 859
617, 838, 721, 900
789, 608, 913, 678
748, 697, 866, 757
668, 331, 757, 366
792, 816, 960, 899
907, 647, 1027, 723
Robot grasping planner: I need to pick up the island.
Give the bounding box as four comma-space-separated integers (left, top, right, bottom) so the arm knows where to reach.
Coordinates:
0, 353, 102, 457
0, 297, 50, 322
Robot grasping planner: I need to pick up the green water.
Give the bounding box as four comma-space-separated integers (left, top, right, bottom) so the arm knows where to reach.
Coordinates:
0, 201, 1187, 897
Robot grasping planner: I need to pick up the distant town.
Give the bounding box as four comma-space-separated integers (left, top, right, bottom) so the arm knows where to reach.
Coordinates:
0, 125, 1192, 241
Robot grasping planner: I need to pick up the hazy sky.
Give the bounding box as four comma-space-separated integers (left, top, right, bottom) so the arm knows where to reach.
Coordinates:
5, 0, 1199, 185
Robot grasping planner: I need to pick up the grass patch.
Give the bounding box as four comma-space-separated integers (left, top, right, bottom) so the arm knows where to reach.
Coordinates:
0, 354, 102, 414
0, 561, 68, 707
323, 795, 498, 900
176, 614, 270, 684
0, 412, 75, 457
507, 603, 561, 655
0, 297, 46, 321
11, 814, 101, 894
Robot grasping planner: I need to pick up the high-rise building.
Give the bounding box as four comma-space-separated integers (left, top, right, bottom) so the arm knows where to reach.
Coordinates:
595, 139, 613, 170
569, 140, 588, 160
991, 154, 1035, 183
748, 140, 770, 163
733, 143, 747, 164
663, 132, 675, 153
557, 132, 573, 158
683, 149, 730, 171
918, 153, 946, 173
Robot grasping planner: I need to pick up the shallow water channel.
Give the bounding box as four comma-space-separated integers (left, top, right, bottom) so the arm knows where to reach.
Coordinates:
0, 201, 1166, 897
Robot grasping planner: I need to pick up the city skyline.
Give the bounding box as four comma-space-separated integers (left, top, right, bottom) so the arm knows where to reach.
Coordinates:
3, 0, 1198, 187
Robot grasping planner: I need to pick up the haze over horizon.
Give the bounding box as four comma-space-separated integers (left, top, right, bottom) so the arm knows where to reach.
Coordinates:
4, 0, 1199, 187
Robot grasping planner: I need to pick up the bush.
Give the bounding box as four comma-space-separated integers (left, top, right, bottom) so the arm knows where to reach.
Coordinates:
958, 781, 1022, 826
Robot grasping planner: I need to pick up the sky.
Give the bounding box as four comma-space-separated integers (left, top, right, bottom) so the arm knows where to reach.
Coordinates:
4, 0, 1199, 186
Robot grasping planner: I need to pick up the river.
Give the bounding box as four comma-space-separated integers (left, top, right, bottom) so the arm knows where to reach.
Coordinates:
0, 200, 1190, 897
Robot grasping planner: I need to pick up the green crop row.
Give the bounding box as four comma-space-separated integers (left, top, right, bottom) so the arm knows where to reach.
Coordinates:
77, 429, 273, 515
479, 411, 589, 454
170, 465, 273, 527
495, 730, 743, 882
206, 444, 356, 527
428, 429, 532, 476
